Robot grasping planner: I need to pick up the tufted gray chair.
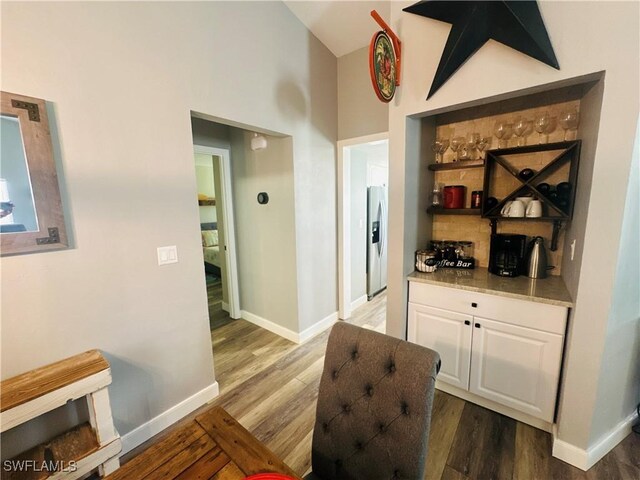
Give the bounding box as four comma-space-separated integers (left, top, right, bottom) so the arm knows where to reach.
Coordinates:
305, 322, 441, 480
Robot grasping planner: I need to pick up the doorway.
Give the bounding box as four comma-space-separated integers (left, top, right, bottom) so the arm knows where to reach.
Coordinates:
193, 145, 241, 325
337, 133, 389, 320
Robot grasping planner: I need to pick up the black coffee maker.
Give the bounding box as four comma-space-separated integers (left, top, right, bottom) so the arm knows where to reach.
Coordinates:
489, 234, 527, 277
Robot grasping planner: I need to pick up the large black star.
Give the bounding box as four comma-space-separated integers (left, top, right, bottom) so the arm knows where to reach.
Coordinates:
403, 1, 559, 99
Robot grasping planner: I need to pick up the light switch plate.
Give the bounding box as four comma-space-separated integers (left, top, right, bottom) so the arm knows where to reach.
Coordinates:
157, 246, 178, 265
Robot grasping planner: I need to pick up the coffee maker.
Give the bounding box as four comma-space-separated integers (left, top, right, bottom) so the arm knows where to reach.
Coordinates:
489, 234, 527, 277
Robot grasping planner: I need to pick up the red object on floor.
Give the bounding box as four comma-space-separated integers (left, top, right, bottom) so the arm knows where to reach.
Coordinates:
244, 475, 297, 480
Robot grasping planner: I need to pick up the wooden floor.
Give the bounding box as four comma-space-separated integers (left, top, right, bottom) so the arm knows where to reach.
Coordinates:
123, 292, 639, 479
207, 279, 232, 331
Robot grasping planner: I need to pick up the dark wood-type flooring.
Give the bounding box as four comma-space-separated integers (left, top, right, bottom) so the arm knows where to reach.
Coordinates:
122, 292, 639, 479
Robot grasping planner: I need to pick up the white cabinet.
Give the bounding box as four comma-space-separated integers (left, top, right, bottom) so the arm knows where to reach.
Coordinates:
469, 316, 564, 422
407, 304, 472, 390
408, 282, 568, 424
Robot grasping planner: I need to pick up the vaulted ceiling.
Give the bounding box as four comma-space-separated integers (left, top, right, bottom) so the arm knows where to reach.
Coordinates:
283, 1, 391, 58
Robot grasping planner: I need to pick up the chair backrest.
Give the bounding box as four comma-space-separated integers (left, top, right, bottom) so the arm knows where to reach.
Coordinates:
311, 322, 440, 480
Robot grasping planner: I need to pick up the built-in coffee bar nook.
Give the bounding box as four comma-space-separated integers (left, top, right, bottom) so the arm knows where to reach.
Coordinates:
407, 73, 604, 433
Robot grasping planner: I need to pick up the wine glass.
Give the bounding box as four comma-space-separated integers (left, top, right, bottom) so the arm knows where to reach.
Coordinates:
494, 121, 513, 148
465, 133, 479, 160
432, 140, 442, 163
438, 138, 450, 163
534, 112, 551, 144
513, 117, 532, 146
559, 109, 579, 141
450, 136, 464, 162
476, 136, 491, 160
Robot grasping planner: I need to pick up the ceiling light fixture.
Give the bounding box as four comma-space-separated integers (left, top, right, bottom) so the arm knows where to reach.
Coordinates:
251, 133, 268, 151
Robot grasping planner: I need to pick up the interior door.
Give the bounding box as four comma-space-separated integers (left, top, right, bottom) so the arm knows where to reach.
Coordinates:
407, 303, 473, 390
469, 317, 564, 422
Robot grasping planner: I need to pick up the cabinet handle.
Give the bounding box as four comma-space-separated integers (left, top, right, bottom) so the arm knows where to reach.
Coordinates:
464, 320, 471, 326
475, 323, 481, 328
471, 302, 478, 308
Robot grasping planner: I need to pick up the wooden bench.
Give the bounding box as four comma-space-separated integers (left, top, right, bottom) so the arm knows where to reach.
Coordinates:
1, 350, 121, 478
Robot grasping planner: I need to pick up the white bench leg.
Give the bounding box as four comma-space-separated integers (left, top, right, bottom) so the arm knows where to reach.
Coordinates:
99, 456, 120, 477
87, 388, 118, 446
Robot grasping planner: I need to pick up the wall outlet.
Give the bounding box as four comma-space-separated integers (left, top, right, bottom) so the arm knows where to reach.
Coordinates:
570, 239, 576, 261
157, 246, 178, 265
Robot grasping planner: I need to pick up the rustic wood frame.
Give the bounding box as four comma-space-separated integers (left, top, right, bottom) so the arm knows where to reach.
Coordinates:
1, 91, 68, 255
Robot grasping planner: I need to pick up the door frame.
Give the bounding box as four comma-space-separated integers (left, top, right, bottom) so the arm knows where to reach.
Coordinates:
337, 132, 388, 320
194, 145, 241, 319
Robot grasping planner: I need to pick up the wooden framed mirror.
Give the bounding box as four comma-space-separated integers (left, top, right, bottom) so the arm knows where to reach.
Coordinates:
1, 91, 68, 255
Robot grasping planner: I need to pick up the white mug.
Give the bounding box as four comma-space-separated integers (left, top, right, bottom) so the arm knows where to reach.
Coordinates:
509, 200, 525, 217
516, 196, 533, 208
526, 199, 543, 218
502, 200, 525, 217
501, 201, 513, 217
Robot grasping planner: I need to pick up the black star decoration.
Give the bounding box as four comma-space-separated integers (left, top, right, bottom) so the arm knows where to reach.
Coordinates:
403, 1, 559, 99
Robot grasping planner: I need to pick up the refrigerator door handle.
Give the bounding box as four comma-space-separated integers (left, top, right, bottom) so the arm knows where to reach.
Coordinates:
379, 198, 385, 257
376, 203, 382, 256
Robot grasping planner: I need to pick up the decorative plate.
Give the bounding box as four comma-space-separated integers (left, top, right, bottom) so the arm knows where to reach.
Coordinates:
369, 31, 397, 103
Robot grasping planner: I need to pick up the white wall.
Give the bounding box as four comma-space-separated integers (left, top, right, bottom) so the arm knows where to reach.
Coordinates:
0, 0, 336, 452
350, 150, 368, 303
338, 47, 388, 140
386, 0, 639, 460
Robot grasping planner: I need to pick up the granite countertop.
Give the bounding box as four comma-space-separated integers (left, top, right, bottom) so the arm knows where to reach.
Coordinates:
408, 268, 573, 308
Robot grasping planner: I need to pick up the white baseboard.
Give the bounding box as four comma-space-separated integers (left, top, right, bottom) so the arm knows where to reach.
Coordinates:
241, 310, 299, 343
350, 295, 368, 312
298, 311, 338, 344
222, 301, 229, 312
241, 310, 338, 344
553, 410, 638, 470
120, 381, 219, 455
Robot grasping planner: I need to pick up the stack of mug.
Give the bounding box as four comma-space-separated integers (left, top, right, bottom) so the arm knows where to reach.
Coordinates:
501, 196, 543, 218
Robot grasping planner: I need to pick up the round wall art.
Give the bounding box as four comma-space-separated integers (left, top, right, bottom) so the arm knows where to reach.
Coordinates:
369, 31, 397, 103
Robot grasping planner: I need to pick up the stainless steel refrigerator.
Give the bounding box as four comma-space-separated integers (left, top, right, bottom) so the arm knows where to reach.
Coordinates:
367, 186, 388, 299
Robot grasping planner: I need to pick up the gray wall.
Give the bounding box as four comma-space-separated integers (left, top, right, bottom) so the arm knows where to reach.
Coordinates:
0, 1, 336, 453
338, 47, 388, 140
230, 129, 299, 331
590, 120, 640, 443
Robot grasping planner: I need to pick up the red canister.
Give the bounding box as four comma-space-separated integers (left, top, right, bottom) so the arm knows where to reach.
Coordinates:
443, 185, 466, 209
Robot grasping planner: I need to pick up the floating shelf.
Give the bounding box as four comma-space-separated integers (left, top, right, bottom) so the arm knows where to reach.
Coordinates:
198, 199, 216, 206
484, 216, 566, 221
427, 207, 481, 215
428, 159, 485, 171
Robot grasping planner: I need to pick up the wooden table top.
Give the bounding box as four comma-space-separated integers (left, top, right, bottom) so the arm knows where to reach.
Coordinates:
106, 406, 301, 479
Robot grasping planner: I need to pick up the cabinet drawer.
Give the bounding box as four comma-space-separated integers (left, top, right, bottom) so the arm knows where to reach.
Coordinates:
408, 282, 567, 334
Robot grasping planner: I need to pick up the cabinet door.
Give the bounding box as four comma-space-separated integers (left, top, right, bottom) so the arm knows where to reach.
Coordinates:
408, 303, 473, 390
469, 317, 564, 422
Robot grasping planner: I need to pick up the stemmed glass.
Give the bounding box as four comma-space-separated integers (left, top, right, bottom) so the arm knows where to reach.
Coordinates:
513, 117, 532, 146
494, 121, 513, 148
465, 133, 479, 160
534, 112, 552, 144
432, 138, 450, 163
450, 136, 464, 162
559, 109, 579, 141
438, 138, 449, 163
476, 136, 491, 160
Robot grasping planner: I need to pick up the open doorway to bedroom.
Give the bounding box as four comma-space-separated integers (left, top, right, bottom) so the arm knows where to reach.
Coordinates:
191, 115, 301, 396
194, 149, 237, 330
